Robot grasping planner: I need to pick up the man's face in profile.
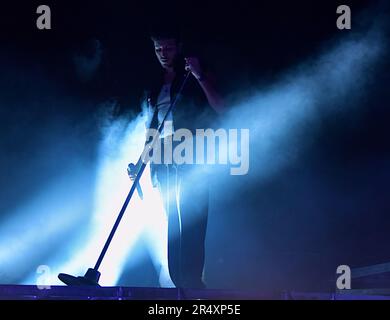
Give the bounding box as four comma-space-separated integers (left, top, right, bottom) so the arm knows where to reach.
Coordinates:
153, 39, 180, 69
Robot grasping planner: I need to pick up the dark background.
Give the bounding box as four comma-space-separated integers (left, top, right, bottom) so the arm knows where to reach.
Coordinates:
1, 1, 381, 104
0, 0, 389, 290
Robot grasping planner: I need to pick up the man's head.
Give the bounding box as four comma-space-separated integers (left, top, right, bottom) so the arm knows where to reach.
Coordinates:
150, 29, 182, 70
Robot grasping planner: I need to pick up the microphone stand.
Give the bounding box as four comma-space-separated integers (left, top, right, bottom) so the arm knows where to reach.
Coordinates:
58, 71, 192, 286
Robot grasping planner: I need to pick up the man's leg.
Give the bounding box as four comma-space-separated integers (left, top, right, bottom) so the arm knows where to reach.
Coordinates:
177, 166, 209, 288
156, 164, 182, 287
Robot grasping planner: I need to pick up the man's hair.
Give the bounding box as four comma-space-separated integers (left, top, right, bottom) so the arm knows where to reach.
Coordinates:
149, 25, 182, 43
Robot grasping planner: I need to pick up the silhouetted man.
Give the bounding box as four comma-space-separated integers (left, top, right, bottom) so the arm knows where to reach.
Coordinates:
129, 28, 224, 289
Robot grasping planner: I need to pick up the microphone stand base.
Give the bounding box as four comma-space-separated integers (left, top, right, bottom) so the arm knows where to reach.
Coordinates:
58, 268, 101, 286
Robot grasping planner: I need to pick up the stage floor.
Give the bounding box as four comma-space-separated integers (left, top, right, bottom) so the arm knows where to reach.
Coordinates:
0, 285, 390, 300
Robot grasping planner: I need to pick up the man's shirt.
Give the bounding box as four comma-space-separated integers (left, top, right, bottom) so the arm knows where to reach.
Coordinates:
156, 83, 174, 138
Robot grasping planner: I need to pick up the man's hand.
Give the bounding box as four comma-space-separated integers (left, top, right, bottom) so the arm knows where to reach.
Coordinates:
185, 57, 225, 114
185, 57, 204, 81
127, 163, 137, 181
127, 162, 144, 199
